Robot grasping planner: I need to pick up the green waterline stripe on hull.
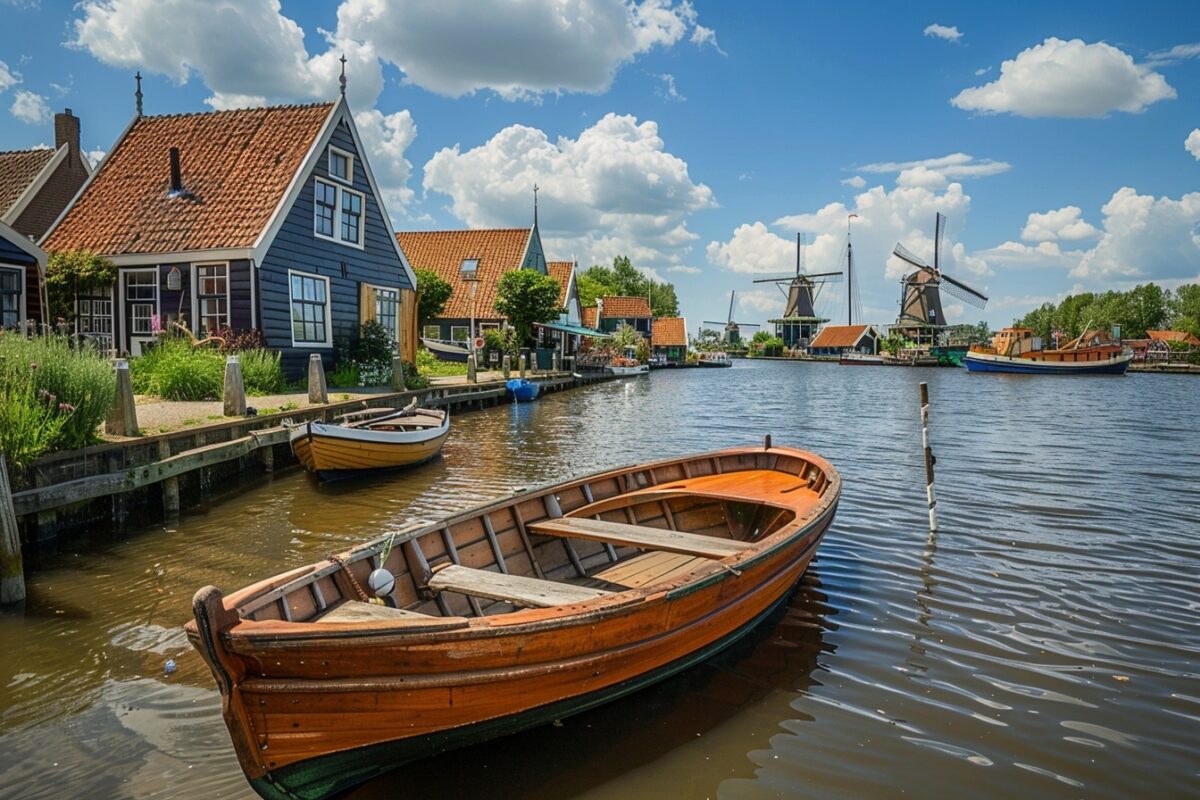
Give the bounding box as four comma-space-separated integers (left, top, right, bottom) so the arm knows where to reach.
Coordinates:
249, 585, 803, 800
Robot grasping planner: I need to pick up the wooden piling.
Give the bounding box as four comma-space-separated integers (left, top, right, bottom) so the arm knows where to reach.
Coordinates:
466, 353, 477, 383
552, 351, 561, 373
502, 354, 511, 378
0, 455, 25, 605
519, 350, 528, 378
105, 359, 139, 437
223, 355, 246, 417
308, 354, 328, 404
159, 440, 180, 516
390, 357, 406, 391
920, 382, 937, 533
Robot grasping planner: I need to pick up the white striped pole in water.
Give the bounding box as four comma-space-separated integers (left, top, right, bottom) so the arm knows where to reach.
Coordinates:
920, 382, 938, 533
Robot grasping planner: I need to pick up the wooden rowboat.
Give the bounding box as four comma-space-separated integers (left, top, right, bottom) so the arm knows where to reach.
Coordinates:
288, 405, 449, 478
187, 442, 841, 799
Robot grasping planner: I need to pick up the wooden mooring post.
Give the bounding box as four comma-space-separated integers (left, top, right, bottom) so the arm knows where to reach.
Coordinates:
0, 455, 25, 605
919, 382, 938, 533
105, 359, 139, 437
308, 354, 328, 404
223, 355, 246, 417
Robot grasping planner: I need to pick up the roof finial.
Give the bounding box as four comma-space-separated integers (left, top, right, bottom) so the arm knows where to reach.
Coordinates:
339, 53, 347, 97
533, 183, 539, 227
135, 70, 143, 117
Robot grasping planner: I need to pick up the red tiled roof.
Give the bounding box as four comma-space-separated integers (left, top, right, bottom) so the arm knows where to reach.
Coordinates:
600, 295, 651, 318
1147, 329, 1200, 346
396, 228, 531, 319
581, 306, 598, 328
546, 260, 574, 307
0, 148, 56, 217
652, 316, 687, 347
44, 103, 334, 255
810, 324, 872, 349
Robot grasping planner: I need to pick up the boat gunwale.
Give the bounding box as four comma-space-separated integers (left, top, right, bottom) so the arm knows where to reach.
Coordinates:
208, 445, 839, 644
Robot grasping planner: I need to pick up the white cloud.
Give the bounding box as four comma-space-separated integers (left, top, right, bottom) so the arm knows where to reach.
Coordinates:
705, 222, 795, 274
423, 113, 715, 268
10, 89, 50, 124
353, 108, 417, 215
667, 265, 701, 274
690, 23, 725, 55
841, 175, 866, 188
655, 72, 684, 102
85, 147, 106, 167
952, 37, 1176, 118
858, 152, 1011, 180
924, 24, 962, 43
1145, 43, 1200, 67
974, 66, 991, 76
1021, 206, 1100, 242
71, 0, 384, 110
736, 288, 784, 317
1186, 129, 1200, 161
973, 240, 1084, 271
336, 0, 715, 100
1071, 187, 1200, 280
0, 60, 19, 92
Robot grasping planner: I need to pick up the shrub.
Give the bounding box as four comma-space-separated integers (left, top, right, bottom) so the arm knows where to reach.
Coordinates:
327, 362, 360, 387
210, 326, 269, 353
44, 249, 117, 324
131, 337, 224, 400
349, 320, 395, 387
239, 349, 285, 395
0, 332, 113, 471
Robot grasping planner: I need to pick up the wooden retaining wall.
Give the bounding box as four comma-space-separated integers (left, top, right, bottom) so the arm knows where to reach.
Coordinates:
11, 372, 616, 550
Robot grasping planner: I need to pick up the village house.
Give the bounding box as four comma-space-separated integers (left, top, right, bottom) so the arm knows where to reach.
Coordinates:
0, 108, 92, 323
536, 260, 597, 356
595, 295, 653, 338
651, 316, 688, 364
0, 219, 47, 329
808, 323, 881, 357
42, 90, 416, 376
396, 225, 548, 347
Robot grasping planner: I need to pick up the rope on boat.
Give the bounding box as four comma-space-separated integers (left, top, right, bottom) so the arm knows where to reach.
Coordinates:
328, 553, 370, 602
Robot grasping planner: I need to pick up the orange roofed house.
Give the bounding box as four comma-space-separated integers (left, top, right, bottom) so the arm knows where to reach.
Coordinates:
1, 108, 91, 325
651, 316, 688, 364
808, 324, 881, 356
42, 93, 417, 375
596, 295, 653, 338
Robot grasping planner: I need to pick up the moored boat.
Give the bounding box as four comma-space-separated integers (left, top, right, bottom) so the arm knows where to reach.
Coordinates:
608, 357, 649, 375
696, 351, 732, 367
421, 337, 470, 363
965, 327, 1132, 375
839, 351, 884, 366
187, 443, 841, 800
505, 378, 540, 401
289, 404, 449, 478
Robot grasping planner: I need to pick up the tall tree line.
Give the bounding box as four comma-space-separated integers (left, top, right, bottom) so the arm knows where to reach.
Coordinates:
1018, 283, 1200, 340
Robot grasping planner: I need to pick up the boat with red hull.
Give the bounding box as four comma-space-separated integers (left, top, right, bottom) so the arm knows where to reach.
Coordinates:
187, 444, 840, 800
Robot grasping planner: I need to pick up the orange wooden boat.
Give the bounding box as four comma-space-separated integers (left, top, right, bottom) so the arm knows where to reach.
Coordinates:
186, 442, 841, 799
288, 405, 449, 478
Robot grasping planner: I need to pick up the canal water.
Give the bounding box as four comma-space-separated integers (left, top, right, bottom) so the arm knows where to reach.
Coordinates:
2, 360, 1198, 799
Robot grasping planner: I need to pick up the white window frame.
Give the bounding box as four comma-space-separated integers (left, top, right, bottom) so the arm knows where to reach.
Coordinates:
119, 268, 159, 354
450, 325, 470, 343
313, 178, 365, 250
327, 145, 355, 185
370, 284, 400, 343
76, 290, 114, 351
479, 322, 500, 332
288, 269, 332, 348
422, 324, 441, 340
191, 261, 231, 336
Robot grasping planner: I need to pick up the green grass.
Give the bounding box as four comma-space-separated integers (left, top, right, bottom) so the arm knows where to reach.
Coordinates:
416, 348, 468, 377
130, 338, 286, 400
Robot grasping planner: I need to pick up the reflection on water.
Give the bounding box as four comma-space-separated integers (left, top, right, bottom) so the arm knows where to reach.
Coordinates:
2, 362, 1198, 799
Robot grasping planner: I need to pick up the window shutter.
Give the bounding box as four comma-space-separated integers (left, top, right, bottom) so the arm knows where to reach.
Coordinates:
360, 282, 377, 324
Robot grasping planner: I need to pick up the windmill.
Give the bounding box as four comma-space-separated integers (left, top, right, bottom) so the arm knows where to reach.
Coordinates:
704, 290, 760, 347
891, 213, 988, 347
752, 233, 842, 348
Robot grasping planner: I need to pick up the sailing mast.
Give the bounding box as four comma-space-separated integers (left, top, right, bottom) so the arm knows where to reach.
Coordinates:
846, 214, 858, 326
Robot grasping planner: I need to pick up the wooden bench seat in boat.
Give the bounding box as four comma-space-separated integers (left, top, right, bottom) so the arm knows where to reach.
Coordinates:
529, 517, 745, 558
316, 600, 433, 623
429, 564, 612, 608
593, 551, 710, 589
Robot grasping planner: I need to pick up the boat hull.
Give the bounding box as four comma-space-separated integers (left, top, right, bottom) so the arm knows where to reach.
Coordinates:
608, 364, 650, 375
505, 378, 540, 400
839, 353, 884, 366
964, 351, 1132, 375
289, 419, 449, 475
421, 338, 469, 363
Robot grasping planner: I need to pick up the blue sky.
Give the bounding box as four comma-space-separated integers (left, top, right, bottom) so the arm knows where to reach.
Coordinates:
2, 0, 1198, 331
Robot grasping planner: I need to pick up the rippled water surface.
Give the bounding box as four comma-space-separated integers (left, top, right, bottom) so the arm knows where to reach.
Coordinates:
2, 361, 1198, 799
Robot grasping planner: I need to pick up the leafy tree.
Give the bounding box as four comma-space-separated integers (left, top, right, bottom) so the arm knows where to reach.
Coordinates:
578, 255, 679, 316
494, 270, 563, 346
750, 330, 774, 345
415, 269, 453, 326
693, 328, 723, 351
1018, 283, 1181, 341
609, 322, 644, 352
1169, 284, 1200, 337
881, 331, 914, 356
45, 249, 117, 323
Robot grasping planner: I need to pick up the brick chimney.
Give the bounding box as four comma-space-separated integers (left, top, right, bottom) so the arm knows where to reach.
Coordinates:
55, 108, 80, 157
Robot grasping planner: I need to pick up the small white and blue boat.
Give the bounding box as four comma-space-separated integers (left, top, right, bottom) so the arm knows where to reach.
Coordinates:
506, 378, 540, 401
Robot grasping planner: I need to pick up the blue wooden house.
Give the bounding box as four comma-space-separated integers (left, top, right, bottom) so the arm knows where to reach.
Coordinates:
43, 95, 417, 375
0, 218, 47, 329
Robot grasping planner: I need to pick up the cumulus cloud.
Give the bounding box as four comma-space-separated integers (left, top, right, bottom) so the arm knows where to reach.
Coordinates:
667, 265, 701, 274
705, 222, 795, 275
841, 175, 866, 188
336, 0, 716, 100
1021, 206, 1100, 242
86, 147, 106, 167
736, 288, 784, 317
424, 113, 715, 268
71, 0, 384, 110
1187, 129, 1200, 160
690, 23, 725, 55
0, 60, 19, 92
972, 240, 1084, 271
1071, 187, 1200, 280
952, 37, 1175, 118
10, 89, 50, 124
924, 24, 962, 43
353, 108, 417, 215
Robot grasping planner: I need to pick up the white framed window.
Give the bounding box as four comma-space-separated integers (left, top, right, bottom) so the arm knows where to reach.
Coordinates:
479, 322, 500, 332
422, 324, 441, 340
374, 287, 398, 342
314, 177, 365, 248
289, 270, 331, 347
194, 262, 229, 335
125, 270, 158, 335
77, 293, 113, 350
450, 326, 469, 342
0, 269, 20, 328
328, 146, 354, 184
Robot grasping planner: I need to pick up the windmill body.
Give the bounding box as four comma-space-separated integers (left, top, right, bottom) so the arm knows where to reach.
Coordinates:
704, 290, 759, 348
891, 213, 987, 349
752, 234, 842, 349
